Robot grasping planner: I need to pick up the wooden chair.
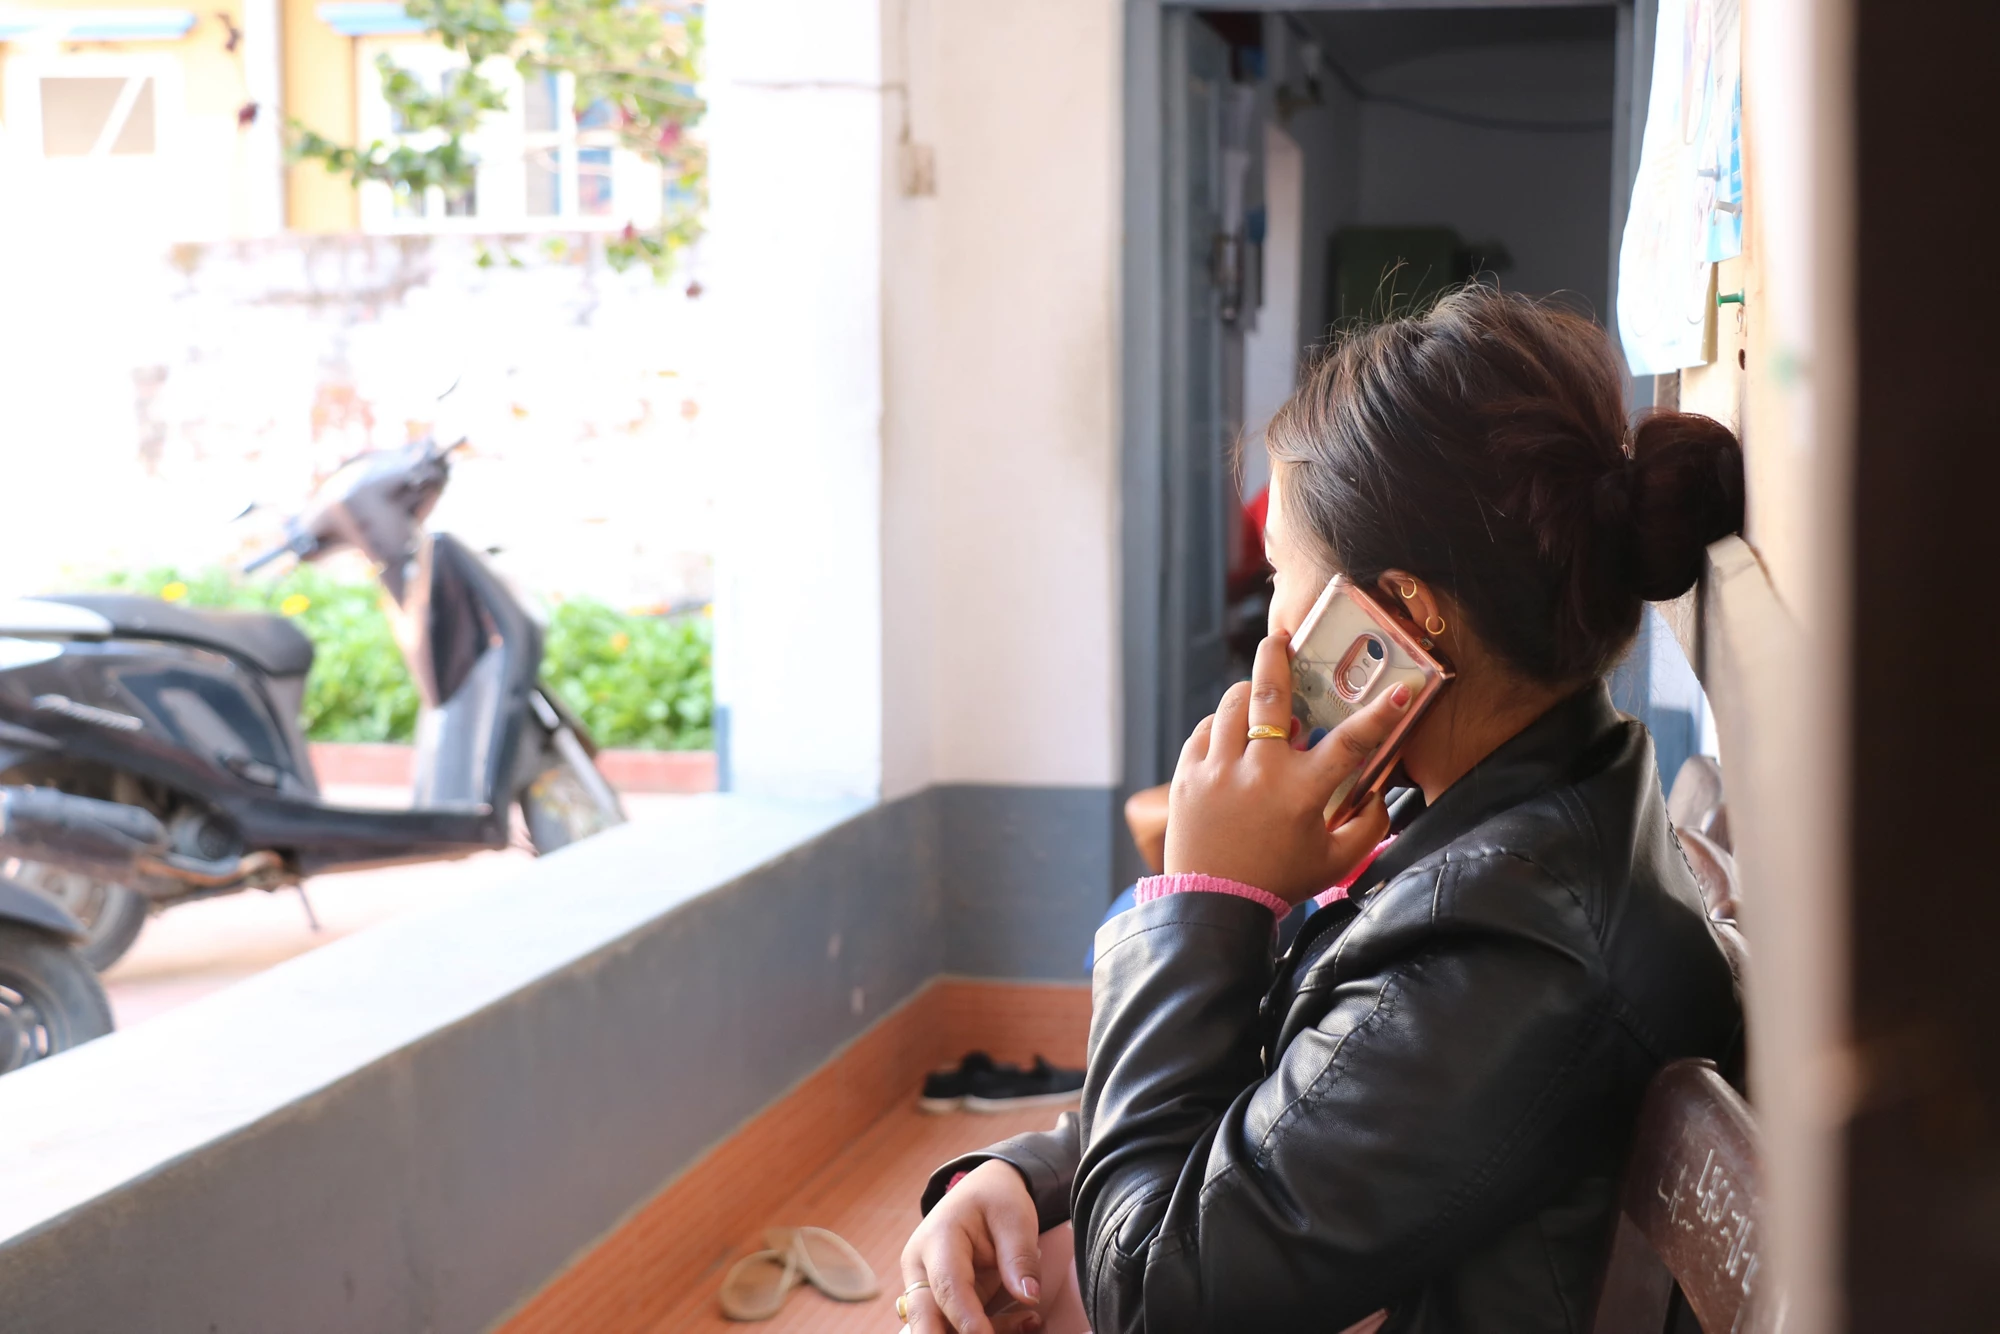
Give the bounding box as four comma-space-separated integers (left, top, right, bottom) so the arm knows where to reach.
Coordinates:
1667, 756, 1731, 853
1673, 820, 1748, 1028
1676, 825, 1741, 925
1589, 1060, 1773, 1334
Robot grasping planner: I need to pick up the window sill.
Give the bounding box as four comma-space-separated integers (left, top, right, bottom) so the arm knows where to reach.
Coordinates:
0, 793, 864, 1249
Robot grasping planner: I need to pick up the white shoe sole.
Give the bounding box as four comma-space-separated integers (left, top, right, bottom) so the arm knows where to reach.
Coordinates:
917, 1095, 965, 1114
962, 1089, 1084, 1114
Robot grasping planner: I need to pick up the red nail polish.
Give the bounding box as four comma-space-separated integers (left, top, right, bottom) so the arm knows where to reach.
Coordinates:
1391, 683, 1412, 708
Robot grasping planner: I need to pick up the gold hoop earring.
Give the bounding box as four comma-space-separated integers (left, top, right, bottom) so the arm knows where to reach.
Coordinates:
1397, 580, 1418, 600
1425, 614, 1446, 637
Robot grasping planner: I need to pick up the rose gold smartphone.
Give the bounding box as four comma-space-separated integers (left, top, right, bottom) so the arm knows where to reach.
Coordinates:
1288, 574, 1454, 826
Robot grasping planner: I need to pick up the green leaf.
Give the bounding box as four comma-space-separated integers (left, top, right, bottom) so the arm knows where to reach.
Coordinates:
288, 0, 707, 280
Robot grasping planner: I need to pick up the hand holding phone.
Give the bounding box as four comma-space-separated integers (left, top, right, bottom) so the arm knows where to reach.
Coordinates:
1287, 575, 1454, 826
1162, 634, 1412, 905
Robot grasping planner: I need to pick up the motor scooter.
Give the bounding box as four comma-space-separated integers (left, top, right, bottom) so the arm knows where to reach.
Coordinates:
0, 438, 626, 971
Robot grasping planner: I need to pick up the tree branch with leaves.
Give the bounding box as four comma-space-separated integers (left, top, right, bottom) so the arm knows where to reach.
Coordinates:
291, 0, 704, 277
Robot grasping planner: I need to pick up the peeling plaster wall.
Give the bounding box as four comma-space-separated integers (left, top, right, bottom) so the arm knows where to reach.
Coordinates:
0, 233, 717, 612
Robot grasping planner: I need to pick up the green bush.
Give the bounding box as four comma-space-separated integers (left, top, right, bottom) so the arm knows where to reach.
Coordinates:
543, 598, 714, 752
88, 567, 712, 751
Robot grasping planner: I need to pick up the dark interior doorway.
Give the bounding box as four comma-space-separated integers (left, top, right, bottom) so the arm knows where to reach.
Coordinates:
1121, 2, 1690, 884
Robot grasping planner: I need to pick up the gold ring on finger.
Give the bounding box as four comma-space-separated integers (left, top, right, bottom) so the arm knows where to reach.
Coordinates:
1246, 724, 1289, 741
897, 1280, 932, 1323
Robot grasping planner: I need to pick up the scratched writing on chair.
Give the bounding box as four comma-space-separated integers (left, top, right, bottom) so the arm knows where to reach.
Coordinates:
1657, 1146, 1761, 1313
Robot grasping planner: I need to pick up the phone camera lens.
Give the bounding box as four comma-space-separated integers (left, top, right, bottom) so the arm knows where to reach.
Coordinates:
1365, 637, 1385, 661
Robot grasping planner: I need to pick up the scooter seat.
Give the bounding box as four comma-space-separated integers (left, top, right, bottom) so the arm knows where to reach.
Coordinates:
39, 595, 316, 678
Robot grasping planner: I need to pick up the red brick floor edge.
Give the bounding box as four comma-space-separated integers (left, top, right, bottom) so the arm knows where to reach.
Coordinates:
308, 742, 717, 793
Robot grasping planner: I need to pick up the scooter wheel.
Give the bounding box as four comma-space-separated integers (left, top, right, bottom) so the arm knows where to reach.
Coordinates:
7, 863, 149, 972
521, 761, 624, 854
0, 928, 114, 1075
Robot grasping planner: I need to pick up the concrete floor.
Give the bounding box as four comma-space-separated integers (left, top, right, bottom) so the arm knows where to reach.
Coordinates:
101, 789, 689, 1029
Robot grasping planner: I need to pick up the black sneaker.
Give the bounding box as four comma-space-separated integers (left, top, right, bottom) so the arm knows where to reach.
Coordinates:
963, 1056, 1085, 1113
919, 1051, 998, 1113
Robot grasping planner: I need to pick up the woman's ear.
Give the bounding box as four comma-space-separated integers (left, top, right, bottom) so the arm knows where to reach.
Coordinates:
1372, 570, 1429, 627
1375, 571, 1455, 656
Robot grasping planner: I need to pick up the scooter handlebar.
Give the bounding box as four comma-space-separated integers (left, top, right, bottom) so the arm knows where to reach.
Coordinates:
243, 528, 319, 574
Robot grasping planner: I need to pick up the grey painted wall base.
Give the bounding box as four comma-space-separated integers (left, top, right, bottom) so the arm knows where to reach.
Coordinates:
934, 783, 1119, 979
0, 783, 1114, 1334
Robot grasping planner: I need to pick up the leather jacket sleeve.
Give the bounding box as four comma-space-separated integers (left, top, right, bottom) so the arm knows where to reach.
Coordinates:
1074, 878, 1620, 1334
920, 1112, 1081, 1234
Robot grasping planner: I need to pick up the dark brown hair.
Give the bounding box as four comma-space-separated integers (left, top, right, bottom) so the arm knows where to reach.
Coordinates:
1268, 285, 1744, 685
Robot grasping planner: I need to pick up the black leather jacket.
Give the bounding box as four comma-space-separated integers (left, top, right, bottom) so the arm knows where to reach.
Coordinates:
923, 685, 1741, 1333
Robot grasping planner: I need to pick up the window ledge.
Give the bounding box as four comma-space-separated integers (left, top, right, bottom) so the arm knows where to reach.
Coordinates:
318, 1, 529, 37
0, 793, 864, 1248
0, 10, 196, 41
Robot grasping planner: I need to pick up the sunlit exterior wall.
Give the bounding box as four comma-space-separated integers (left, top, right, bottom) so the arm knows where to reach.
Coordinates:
284, 0, 357, 232
0, 0, 283, 240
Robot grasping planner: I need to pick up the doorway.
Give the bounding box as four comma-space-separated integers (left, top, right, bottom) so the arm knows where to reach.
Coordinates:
1121, 2, 1672, 865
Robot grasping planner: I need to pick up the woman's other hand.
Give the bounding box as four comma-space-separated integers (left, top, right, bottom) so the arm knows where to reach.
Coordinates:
900, 1160, 1051, 1334
1164, 633, 1406, 904
1123, 783, 1171, 874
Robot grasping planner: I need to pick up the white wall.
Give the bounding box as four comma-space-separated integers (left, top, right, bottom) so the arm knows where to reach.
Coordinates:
1239, 119, 1304, 499
707, 0, 886, 799
0, 234, 718, 611
1277, 37, 1614, 346
1356, 41, 1615, 322
1281, 56, 1363, 349
710, 0, 1124, 802
880, 0, 1123, 799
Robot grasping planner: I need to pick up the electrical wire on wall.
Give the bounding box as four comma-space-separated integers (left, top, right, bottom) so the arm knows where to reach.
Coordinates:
1278, 14, 1612, 135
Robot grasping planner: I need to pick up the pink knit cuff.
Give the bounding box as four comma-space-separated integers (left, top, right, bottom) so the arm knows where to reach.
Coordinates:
1135, 873, 1290, 917
1312, 835, 1398, 909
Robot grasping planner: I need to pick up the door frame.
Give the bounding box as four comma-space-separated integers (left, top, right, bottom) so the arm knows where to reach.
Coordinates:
1117, 0, 1651, 865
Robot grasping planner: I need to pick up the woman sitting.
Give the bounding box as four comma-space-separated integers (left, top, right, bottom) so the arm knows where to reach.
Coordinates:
899, 286, 1745, 1334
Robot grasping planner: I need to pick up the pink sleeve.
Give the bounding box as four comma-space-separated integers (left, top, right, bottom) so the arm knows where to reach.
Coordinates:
1135, 872, 1290, 917
1312, 835, 1398, 909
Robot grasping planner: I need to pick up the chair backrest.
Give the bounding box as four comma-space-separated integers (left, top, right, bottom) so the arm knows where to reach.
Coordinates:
1667, 755, 1731, 852
1675, 825, 1741, 925
1590, 1061, 1773, 1334
1673, 822, 1749, 1026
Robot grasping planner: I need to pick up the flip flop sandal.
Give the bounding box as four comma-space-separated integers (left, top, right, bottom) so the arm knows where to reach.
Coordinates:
717, 1245, 803, 1321
764, 1226, 880, 1303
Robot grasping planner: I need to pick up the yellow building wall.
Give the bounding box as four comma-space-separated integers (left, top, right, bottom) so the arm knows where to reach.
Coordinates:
0, 0, 246, 117
0, 0, 359, 236
283, 0, 356, 232
3, 1, 258, 239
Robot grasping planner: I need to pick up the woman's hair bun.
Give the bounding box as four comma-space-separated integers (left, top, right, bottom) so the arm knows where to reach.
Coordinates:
1268, 287, 1748, 683
1619, 410, 1746, 601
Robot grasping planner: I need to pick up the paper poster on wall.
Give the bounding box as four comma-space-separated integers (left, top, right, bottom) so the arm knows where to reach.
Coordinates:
1707, 79, 1743, 262
1617, 0, 1743, 375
